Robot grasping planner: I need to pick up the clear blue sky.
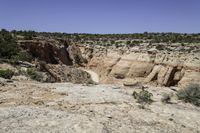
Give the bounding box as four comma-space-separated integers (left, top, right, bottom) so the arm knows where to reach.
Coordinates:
0, 0, 199, 33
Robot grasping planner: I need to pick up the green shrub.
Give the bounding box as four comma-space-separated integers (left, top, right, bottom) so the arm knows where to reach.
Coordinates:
27, 68, 42, 81
177, 84, 200, 106
156, 44, 165, 50
0, 29, 18, 59
11, 52, 33, 62
0, 69, 14, 79
126, 41, 131, 45
132, 89, 153, 105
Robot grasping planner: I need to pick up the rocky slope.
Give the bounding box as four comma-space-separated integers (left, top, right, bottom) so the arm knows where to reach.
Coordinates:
79, 43, 200, 87
16, 39, 93, 84
15, 37, 200, 87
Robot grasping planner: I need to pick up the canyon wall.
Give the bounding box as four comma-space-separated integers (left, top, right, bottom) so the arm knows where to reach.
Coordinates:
80, 43, 200, 87
18, 39, 200, 87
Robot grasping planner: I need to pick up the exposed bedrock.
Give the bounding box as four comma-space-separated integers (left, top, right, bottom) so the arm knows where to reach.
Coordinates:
80, 45, 200, 87
16, 40, 200, 87
18, 40, 86, 66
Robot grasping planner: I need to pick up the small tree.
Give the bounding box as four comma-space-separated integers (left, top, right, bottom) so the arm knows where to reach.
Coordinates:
0, 29, 18, 59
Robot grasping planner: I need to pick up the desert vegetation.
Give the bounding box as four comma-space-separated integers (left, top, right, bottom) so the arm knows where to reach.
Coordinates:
177, 84, 200, 106
5, 29, 200, 45
0, 69, 14, 79
0, 29, 33, 62
132, 89, 153, 105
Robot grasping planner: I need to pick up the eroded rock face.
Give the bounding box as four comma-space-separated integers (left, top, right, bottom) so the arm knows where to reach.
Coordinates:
39, 64, 93, 84
17, 39, 200, 87
18, 40, 85, 66
81, 43, 200, 87
16, 40, 93, 84
179, 71, 200, 87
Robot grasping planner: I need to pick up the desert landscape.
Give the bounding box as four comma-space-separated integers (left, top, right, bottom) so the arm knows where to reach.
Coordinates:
0, 30, 200, 132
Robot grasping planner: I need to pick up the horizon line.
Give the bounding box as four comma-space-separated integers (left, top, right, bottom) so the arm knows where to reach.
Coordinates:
1, 28, 200, 35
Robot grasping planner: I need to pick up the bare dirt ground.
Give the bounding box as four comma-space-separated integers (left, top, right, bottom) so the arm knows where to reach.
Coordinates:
0, 81, 200, 133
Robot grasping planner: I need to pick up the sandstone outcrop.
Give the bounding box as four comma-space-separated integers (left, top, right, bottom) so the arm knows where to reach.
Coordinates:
14, 40, 91, 84
80, 43, 200, 87
18, 40, 85, 66
39, 63, 93, 84
17, 39, 200, 87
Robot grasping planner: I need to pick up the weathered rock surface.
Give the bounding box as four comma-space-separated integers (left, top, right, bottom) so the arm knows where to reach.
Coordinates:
39, 64, 93, 84
80, 43, 200, 87
0, 81, 200, 133
18, 40, 85, 66
16, 39, 200, 87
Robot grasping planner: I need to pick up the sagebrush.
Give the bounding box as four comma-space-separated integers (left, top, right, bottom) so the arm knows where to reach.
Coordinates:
177, 84, 200, 106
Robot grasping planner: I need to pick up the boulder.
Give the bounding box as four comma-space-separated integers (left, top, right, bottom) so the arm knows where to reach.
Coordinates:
0, 77, 6, 86
163, 66, 175, 86
67, 45, 87, 66
144, 65, 162, 83
127, 62, 154, 78
110, 59, 132, 79
178, 71, 200, 87
41, 64, 94, 84
123, 81, 142, 87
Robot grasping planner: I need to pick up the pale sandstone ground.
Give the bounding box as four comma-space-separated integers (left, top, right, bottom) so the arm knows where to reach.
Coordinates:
0, 81, 200, 133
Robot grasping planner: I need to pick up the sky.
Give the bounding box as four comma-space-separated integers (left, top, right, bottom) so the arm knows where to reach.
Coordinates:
0, 0, 200, 34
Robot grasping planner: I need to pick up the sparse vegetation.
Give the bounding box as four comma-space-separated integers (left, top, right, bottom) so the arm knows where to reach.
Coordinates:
0, 69, 14, 79
132, 89, 153, 105
27, 68, 42, 81
177, 84, 200, 106
0, 29, 18, 59
156, 44, 165, 50
8, 30, 200, 44
0, 29, 33, 63
11, 52, 33, 63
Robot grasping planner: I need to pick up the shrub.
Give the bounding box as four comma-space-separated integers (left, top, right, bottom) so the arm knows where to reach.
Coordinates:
156, 44, 165, 50
177, 84, 200, 106
0, 29, 18, 59
132, 89, 153, 105
11, 52, 33, 62
0, 69, 14, 79
126, 41, 131, 45
27, 68, 42, 81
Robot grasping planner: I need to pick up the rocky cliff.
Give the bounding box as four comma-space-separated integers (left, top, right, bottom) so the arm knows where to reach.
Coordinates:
17, 38, 200, 87
18, 39, 86, 66
80, 43, 200, 87
17, 39, 92, 84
